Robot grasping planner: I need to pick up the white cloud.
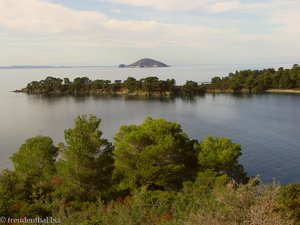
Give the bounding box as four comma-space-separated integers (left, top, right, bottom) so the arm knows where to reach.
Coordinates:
209, 0, 240, 13
0, 0, 243, 48
100, 0, 241, 13
0, 0, 299, 65
0, 0, 107, 33
241, 0, 300, 44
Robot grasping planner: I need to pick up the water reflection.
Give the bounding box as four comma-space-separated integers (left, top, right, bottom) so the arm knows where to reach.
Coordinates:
26, 93, 180, 104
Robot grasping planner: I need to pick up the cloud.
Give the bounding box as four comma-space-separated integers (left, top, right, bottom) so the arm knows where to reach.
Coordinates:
1, 0, 297, 48
0, 0, 242, 48
0, 0, 107, 33
100, 0, 241, 13
209, 0, 240, 13
0, 0, 299, 64
110, 9, 122, 14
241, 0, 300, 43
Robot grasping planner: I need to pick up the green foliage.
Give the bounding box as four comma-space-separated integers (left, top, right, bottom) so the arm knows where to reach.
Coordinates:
22, 65, 300, 96
3, 137, 58, 217
57, 115, 114, 201
277, 183, 300, 224
11, 136, 58, 183
26, 76, 63, 93
183, 170, 229, 196
141, 77, 160, 92
23, 76, 177, 96
113, 117, 198, 191
196, 136, 248, 183
0, 115, 296, 224
208, 64, 300, 93
122, 77, 141, 92
112, 80, 122, 92
0, 170, 25, 217
182, 80, 200, 96
60, 178, 291, 225
18, 202, 52, 218
158, 79, 175, 93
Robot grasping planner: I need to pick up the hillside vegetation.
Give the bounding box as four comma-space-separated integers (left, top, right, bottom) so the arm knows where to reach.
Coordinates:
0, 115, 299, 225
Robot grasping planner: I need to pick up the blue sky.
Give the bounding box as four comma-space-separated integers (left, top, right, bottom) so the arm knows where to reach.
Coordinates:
0, 0, 299, 66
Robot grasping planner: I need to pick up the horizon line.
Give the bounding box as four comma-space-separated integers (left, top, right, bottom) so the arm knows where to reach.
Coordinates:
0, 62, 299, 70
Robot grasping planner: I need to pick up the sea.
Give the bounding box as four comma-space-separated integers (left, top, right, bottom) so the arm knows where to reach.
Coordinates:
0, 64, 299, 184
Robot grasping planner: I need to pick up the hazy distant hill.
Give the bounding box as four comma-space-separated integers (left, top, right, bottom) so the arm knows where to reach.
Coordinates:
119, 58, 170, 68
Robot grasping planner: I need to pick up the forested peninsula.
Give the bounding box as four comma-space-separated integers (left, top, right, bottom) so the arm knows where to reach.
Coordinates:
1, 115, 299, 224
15, 64, 300, 96
15, 76, 205, 97
207, 64, 300, 93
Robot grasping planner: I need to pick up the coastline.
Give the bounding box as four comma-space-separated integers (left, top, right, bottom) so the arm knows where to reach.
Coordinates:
265, 89, 300, 94
15, 88, 300, 96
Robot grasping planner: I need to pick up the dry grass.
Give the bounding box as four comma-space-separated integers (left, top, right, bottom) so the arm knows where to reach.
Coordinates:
184, 180, 292, 225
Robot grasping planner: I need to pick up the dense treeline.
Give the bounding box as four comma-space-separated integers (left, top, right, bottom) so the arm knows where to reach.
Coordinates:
208, 64, 300, 93
17, 65, 300, 97
19, 76, 205, 97
0, 115, 299, 224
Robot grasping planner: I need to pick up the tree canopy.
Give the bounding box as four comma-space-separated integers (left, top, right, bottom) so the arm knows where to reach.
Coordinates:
21, 76, 205, 96
196, 136, 248, 183
208, 64, 300, 93
113, 117, 198, 191
11, 136, 58, 183
56, 115, 114, 201
19, 65, 300, 97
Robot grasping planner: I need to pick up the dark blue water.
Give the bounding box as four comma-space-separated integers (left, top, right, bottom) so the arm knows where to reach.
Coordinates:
0, 66, 299, 184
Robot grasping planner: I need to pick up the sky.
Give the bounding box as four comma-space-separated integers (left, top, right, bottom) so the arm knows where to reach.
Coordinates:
0, 0, 299, 66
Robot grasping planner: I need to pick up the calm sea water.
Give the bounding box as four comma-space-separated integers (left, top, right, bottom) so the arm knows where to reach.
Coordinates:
0, 65, 299, 184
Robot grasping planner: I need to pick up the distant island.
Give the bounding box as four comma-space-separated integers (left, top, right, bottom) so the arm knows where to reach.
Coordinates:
119, 58, 170, 68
